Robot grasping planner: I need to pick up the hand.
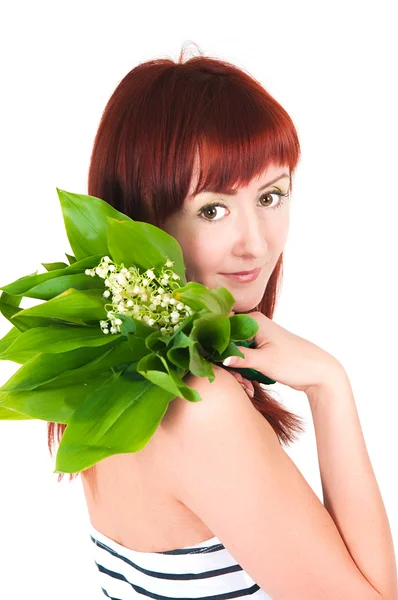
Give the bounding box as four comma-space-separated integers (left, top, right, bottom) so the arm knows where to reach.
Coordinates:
228, 369, 255, 398
226, 311, 345, 395
225, 310, 255, 397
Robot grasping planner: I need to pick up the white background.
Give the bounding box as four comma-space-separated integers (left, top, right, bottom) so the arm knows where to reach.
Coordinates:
0, 1, 397, 598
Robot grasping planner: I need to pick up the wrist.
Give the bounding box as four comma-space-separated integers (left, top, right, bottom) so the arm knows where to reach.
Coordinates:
305, 362, 351, 407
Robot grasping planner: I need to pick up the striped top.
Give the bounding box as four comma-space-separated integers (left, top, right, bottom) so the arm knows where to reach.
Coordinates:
90, 524, 273, 599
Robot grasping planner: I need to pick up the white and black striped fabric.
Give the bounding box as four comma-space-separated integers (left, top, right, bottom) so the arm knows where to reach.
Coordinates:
90, 524, 273, 599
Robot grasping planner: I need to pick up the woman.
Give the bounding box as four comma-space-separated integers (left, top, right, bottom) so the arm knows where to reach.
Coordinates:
48, 47, 397, 599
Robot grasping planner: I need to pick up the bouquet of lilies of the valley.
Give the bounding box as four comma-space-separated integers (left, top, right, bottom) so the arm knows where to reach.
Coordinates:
0, 189, 275, 474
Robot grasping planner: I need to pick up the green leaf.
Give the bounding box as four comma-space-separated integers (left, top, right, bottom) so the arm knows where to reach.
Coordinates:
166, 330, 194, 370
10, 314, 80, 332
0, 324, 120, 362
0, 291, 24, 325
170, 282, 209, 312
229, 313, 259, 341
24, 272, 105, 300
145, 330, 170, 352
0, 326, 22, 357
190, 313, 230, 355
106, 217, 187, 284
119, 361, 147, 382
0, 369, 116, 423
56, 188, 133, 261
65, 253, 77, 265
136, 352, 202, 402
54, 373, 176, 473
112, 314, 161, 342
42, 261, 69, 272
136, 352, 174, 390
0, 254, 104, 297
187, 341, 216, 381
173, 282, 235, 314
116, 314, 136, 336
37, 333, 150, 389
0, 342, 121, 392
212, 341, 246, 362
0, 404, 34, 420
10, 288, 107, 326
43, 334, 150, 389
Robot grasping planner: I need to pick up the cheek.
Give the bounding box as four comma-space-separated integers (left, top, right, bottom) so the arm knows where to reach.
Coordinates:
180, 232, 223, 280
267, 214, 290, 248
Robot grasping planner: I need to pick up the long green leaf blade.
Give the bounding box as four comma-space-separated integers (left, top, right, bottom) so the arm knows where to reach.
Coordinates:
0, 369, 116, 422
191, 313, 231, 354
42, 262, 69, 271
0, 254, 104, 297
107, 218, 187, 284
0, 342, 120, 392
0, 405, 34, 420
0, 326, 22, 356
229, 313, 259, 341
0, 324, 118, 362
55, 374, 175, 473
56, 188, 133, 261
10, 288, 107, 324
0, 291, 24, 325
173, 282, 234, 314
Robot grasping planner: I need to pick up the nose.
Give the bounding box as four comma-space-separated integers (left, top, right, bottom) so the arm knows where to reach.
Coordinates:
235, 213, 267, 257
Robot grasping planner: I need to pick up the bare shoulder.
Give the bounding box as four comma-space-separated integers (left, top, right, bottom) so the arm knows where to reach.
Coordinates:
159, 365, 381, 600
160, 363, 269, 438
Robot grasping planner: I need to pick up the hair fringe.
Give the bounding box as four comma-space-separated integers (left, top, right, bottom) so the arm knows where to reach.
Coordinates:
47, 44, 305, 487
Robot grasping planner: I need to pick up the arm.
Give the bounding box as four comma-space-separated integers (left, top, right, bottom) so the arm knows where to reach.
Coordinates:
306, 371, 398, 600
161, 365, 395, 599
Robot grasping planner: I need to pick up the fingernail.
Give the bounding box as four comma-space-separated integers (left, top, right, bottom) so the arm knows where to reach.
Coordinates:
222, 356, 233, 367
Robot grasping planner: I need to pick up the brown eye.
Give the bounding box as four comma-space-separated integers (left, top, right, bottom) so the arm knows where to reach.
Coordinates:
260, 191, 279, 207
259, 190, 288, 210
204, 207, 217, 219
199, 202, 229, 222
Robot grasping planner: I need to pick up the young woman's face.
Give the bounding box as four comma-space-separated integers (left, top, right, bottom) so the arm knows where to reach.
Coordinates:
162, 162, 291, 313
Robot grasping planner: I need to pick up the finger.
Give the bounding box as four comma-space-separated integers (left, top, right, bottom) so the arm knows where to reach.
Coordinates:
222, 345, 251, 368
241, 383, 254, 398
238, 375, 255, 395
228, 371, 244, 384
226, 370, 255, 396
243, 380, 255, 395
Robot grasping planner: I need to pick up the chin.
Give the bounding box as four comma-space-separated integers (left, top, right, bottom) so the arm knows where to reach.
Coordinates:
232, 300, 261, 314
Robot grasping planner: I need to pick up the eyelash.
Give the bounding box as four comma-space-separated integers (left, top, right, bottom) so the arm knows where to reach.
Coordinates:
198, 190, 289, 223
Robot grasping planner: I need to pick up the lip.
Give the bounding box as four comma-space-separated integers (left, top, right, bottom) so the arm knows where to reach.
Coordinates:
220, 267, 262, 283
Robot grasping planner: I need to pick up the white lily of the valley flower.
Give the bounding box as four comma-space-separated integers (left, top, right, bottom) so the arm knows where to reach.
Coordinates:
86, 256, 190, 335
117, 273, 127, 286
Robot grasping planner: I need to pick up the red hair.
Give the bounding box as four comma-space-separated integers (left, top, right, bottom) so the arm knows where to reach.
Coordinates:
48, 43, 305, 484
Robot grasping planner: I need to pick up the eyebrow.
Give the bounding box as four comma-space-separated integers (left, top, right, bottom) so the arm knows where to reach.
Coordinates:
203, 173, 291, 196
